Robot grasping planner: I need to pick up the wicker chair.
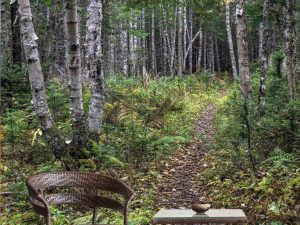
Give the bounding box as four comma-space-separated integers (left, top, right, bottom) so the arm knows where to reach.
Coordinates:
26, 172, 135, 225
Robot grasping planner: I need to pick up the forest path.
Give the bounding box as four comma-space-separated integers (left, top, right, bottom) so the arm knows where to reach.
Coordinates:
156, 103, 217, 208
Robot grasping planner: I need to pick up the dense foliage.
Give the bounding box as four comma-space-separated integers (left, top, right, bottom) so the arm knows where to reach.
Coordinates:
1, 75, 219, 224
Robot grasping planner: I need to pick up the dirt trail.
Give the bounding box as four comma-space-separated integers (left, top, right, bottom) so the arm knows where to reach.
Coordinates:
156, 104, 217, 208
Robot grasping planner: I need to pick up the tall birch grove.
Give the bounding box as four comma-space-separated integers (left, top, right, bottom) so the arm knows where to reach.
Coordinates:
1, 0, 300, 223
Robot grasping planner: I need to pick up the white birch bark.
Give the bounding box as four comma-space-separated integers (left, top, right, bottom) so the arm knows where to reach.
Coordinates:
236, 0, 252, 99
183, 5, 187, 71
188, 7, 193, 74
184, 29, 201, 62
178, 6, 183, 77
18, 0, 53, 130
151, 9, 157, 76
86, 0, 104, 136
120, 23, 128, 76
203, 31, 207, 71
65, 0, 86, 148
226, 3, 238, 80
196, 25, 203, 73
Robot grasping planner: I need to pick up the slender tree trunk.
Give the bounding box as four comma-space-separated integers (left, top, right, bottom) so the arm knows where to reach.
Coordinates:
183, 5, 187, 71
86, 0, 104, 139
151, 10, 157, 76
10, 0, 22, 64
170, 8, 177, 78
184, 29, 200, 63
120, 23, 128, 76
215, 36, 221, 74
283, 0, 297, 100
203, 31, 207, 71
259, 0, 270, 115
65, 0, 86, 150
196, 25, 203, 73
188, 8, 193, 74
178, 6, 183, 77
258, 22, 263, 59
236, 0, 255, 174
210, 33, 215, 74
226, 3, 238, 80
236, 0, 252, 98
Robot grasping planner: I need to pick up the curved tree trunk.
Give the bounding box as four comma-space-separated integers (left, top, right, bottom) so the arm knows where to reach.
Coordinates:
19, 0, 66, 159
19, 0, 53, 130
86, 0, 104, 139
65, 0, 87, 151
226, 3, 238, 81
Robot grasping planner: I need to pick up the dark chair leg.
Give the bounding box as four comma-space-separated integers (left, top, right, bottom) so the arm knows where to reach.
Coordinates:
45, 214, 51, 225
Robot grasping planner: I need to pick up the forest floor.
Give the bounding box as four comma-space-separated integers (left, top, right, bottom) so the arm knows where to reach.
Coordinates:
156, 103, 217, 208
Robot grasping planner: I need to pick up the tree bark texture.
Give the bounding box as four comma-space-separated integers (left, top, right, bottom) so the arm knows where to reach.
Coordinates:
236, 0, 252, 99
65, 0, 86, 149
19, 0, 54, 130
259, 0, 270, 114
86, 0, 104, 137
226, 3, 238, 80
178, 6, 183, 77
283, 0, 297, 100
196, 26, 203, 73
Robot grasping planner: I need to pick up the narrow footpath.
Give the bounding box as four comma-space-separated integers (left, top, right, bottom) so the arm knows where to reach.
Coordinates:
156, 104, 217, 208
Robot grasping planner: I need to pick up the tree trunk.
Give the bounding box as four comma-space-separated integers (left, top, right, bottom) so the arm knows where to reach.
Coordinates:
19, 0, 66, 159
188, 7, 193, 74
151, 9, 157, 76
259, 0, 270, 114
196, 25, 203, 73
178, 6, 183, 77
183, 5, 187, 72
10, 0, 22, 64
19, 0, 53, 130
203, 31, 207, 71
86, 0, 104, 139
283, 0, 297, 100
215, 36, 221, 74
236, 0, 252, 98
65, 0, 86, 150
226, 3, 238, 80
258, 22, 263, 59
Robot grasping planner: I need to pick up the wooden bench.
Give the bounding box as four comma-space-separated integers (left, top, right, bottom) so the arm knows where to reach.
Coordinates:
151, 208, 247, 224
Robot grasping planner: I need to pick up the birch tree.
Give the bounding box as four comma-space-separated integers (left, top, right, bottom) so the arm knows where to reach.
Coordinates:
196, 25, 203, 73
65, 0, 87, 150
225, 2, 238, 80
19, 0, 66, 159
86, 0, 104, 138
236, 0, 252, 99
178, 6, 183, 77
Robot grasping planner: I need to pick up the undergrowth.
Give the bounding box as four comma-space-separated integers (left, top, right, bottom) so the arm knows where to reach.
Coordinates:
198, 54, 300, 224
0, 75, 221, 225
